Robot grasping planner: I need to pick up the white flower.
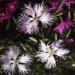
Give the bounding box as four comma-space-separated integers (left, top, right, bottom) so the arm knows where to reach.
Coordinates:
36, 40, 70, 69
18, 3, 54, 34
1, 46, 19, 73
1, 46, 32, 75
1, 54, 16, 74
17, 54, 32, 74
7, 46, 20, 60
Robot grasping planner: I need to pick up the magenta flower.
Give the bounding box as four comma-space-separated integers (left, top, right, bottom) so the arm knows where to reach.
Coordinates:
0, 0, 19, 23
49, 0, 63, 13
0, 0, 2, 1
5, 0, 18, 15
64, 0, 75, 8
62, 38, 74, 46
54, 20, 73, 35
0, 12, 11, 23
0, 12, 5, 23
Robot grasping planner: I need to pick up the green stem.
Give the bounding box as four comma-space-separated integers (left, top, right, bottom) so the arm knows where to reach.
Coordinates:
0, 47, 4, 50
29, 37, 37, 43
19, 41, 27, 51
56, 0, 64, 13
59, 16, 63, 22
12, 17, 19, 29
68, 11, 71, 19
40, 27, 45, 39
55, 33, 58, 41
66, 30, 71, 38
68, 56, 75, 64
46, 28, 50, 38
73, 11, 75, 22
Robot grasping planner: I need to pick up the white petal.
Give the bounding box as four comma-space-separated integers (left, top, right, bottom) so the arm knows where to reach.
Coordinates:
18, 54, 32, 64
54, 48, 70, 59
39, 41, 47, 52
26, 20, 38, 34
18, 54, 32, 74
18, 64, 29, 74
51, 40, 63, 52
52, 40, 63, 47
37, 41, 52, 63
39, 41, 51, 53
39, 13, 53, 26
18, 14, 29, 26
45, 56, 56, 69
24, 4, 35, 18
36, 52, 50, 63
1, 54, 15, 73
7, 46, 20, 60
34, 3, 44, 17
2, 64, 15, 73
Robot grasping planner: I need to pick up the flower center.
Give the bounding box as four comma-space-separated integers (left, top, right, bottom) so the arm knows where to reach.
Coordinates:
10, 58, 17, 66
45, 46, 53, 56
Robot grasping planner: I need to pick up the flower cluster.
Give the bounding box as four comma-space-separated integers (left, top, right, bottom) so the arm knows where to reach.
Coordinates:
0, 0, 75, 75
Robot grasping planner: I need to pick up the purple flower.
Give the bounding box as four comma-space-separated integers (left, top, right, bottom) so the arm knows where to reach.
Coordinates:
49, 0, 63, 13
64, 0, 75, 8
5, 0, 18, 15
0, 0, 19, 24
54, 20, 73, 35
0, 12, 5, 23
62, 38, 74, 46
0, 0, 2, 1
0, 12, 11, 23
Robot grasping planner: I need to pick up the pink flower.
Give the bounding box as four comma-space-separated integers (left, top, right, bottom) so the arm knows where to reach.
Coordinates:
49, 0, 63, 13
62, 38, 74, 46
0, 12, 10, 23
0, 0, 2, 3
0, 12, 5, 23
0, 0, 19, 23
64, 0, 75, 8
54, 20, 73, 35
5, 0, 18, 15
